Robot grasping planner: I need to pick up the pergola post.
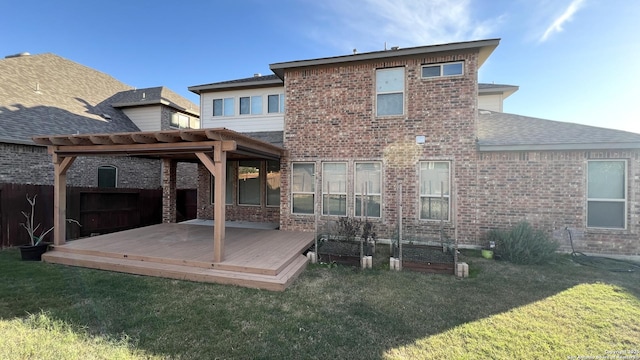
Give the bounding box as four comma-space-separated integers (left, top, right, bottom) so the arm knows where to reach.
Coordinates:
53, 154, 75, 246
161, 158, 177, 223
196, 144, 227, 263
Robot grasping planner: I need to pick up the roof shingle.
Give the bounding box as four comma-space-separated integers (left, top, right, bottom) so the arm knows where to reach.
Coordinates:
0, 53, 140, 143
478, 110, 640, 150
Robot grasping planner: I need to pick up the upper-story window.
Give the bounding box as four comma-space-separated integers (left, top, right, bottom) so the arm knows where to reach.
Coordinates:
422, 61, 464, 78
171, 113, 200, 129
213, 98, 234, 116
240, 96, 262, 115
376, 67, 404, 116
268, 94, 285, 113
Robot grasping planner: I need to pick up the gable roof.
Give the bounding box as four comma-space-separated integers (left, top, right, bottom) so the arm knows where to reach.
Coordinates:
111, 86, 199, 116
189, 74, 282, 94
0, 53, 140, 145
478, 83, 519, 99
269, 38, 500, 78
478, 110, 640, 151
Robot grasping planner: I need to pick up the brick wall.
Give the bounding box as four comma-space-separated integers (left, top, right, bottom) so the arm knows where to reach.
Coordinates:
196, 163, 280, 223
176, 162, 198, 189
0, 143, 160, 189
280, 50, 480, 242
477, 150, 640, 256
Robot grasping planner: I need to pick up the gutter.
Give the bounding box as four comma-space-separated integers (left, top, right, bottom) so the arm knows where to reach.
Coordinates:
479, 142, 640, 151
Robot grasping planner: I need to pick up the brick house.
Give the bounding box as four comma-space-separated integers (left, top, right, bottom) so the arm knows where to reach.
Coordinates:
0, 52, 199, 189
188, 38, 640, 256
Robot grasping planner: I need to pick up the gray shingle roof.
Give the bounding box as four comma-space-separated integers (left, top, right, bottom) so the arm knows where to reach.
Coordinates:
0, 53, 140, 144
189, 74, 282, 94
478, 110, 640, 150
111, 86, 199, 116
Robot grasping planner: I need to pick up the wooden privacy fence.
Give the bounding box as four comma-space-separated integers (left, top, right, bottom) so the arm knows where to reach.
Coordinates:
0, 183, 172, 247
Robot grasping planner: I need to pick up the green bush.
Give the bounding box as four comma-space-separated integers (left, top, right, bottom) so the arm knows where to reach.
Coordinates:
488, 222, 559, 265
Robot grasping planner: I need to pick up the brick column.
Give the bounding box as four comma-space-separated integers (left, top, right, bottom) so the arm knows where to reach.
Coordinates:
162, 158, 177, 223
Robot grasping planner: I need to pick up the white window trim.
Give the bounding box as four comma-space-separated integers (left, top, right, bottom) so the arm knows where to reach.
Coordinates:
421, 61, 465, 79
291, 162, 316, 215
170, 113, 191, 129
322, 162, 348, 216
586, 159, 627, 230
239, 95, 263, 116
267, 93, 285, 114
419, 161, 451, 221
213, 97, 234, 117
375, 67, 405, 117
354, 161, 382, 218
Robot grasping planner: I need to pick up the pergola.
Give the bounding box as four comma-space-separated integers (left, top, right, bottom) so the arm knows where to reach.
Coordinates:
33, 128, 286, 263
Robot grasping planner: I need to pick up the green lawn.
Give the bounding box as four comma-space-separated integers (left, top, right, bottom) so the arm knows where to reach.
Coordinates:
1, 247, 638, 359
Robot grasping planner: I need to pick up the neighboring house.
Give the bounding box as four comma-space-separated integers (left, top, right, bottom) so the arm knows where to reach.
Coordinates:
188, 38, 639, 256
0, 52, 199, 189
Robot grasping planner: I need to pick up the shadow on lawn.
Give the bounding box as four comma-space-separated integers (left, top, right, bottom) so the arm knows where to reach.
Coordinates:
1, 248, 639, 359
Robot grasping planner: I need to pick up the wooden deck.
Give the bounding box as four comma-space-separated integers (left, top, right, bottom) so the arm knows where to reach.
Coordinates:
42, 223, 315, 291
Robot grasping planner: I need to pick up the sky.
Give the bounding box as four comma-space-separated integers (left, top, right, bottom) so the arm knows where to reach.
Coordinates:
1, 0, 639, 133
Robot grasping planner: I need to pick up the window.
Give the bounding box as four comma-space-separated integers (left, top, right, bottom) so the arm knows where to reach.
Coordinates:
322, 162, 347, 216
266, 160, 280, 207
98, 165, 117, 188
210, 162, 235, 205
239, 96, 262, 115
213, 98, 234, 116
355, 162, 382, 218
422, 61, 464, 78
170, 113, 198, 129
419, 161, 450, 220
376, 67, 404, 116
190, 117, 200, 129
268, 94, 285, 113
238, 160, 261, 205
587, 160, 626, 229
292, 163, 315, 214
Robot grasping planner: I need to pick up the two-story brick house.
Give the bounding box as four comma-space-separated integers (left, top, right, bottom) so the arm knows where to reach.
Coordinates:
189, 38, 640, 256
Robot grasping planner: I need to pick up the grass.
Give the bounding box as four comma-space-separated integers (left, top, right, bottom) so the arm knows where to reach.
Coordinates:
1, 247, 639, 359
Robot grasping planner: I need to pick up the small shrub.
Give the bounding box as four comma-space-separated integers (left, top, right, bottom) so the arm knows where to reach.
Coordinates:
332, 217, 362, 241
490, 222, 559, 265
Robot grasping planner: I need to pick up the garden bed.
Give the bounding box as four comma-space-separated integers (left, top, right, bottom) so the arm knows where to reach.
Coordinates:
316, 239, 373, 266
394, 244, 455, 274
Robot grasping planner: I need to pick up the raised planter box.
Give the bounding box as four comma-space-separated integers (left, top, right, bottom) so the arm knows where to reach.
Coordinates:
393, 244, 454, 275
316, 239, 374, 267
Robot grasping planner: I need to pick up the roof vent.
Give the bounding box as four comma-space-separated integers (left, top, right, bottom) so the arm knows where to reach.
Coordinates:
253, 73, 261, 77
101, 113, 112, 119
5, 52, 31, 59
390, 46, 399, 51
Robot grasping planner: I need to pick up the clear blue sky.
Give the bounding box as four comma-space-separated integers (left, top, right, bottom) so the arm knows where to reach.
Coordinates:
2, 0, 639, 133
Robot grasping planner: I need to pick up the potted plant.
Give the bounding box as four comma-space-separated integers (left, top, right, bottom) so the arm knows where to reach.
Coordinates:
19, 194, 80, 261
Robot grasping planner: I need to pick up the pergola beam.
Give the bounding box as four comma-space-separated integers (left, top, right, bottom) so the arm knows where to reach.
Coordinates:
37, 128, 285, 263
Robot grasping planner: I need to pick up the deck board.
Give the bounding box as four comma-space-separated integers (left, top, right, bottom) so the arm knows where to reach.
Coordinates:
43, 223, 314, 290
